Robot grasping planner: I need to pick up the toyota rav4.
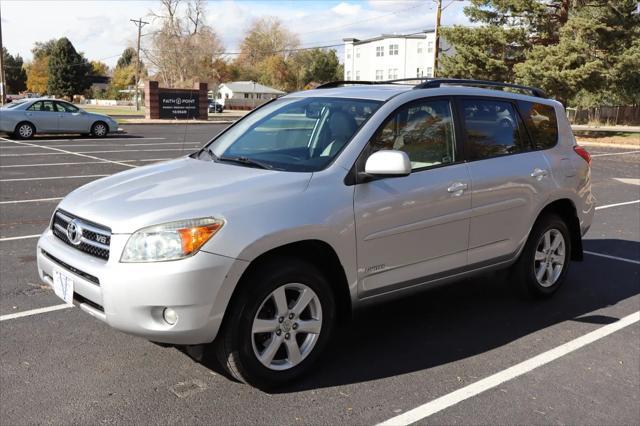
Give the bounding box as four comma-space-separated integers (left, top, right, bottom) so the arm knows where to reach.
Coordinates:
37, 79, 594, 388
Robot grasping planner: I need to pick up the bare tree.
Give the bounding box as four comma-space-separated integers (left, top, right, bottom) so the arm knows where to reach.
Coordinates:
144, 0, 224, 88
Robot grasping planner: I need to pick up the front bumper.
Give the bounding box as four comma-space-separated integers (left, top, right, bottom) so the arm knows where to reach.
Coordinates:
37, 229, 247, 344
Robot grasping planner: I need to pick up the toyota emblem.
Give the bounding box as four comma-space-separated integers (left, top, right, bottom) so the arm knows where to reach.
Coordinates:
66, 219, 83, 245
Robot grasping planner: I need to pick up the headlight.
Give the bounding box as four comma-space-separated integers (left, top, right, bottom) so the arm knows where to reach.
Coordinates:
121, 218, 224, 263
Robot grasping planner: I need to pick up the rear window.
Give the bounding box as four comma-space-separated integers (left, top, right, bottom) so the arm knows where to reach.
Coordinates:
517, 101, 558, 149
460, 99, 530, 161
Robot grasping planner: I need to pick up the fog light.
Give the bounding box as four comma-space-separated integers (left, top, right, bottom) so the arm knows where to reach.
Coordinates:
163, 307, 178, 325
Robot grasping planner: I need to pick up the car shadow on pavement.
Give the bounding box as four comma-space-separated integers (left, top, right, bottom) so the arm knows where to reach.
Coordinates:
193, 238, 639, 393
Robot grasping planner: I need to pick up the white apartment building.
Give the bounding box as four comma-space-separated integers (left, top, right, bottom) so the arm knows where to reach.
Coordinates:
343, 31, 438, 82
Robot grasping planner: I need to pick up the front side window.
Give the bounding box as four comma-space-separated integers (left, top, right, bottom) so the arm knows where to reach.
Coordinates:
368, 99, 456, 171
517, 101, 558, 150
207, 97, 382, 172
460, 99, 530, 161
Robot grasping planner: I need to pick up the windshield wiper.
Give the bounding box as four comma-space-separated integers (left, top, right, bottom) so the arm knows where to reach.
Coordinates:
217, 155, 273, 170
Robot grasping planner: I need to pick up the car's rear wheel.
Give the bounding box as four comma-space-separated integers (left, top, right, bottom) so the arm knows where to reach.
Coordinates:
91, 121, 108, 137
215, 257, 336, 389
511, 213, 572, 298
14, 122, 35, 140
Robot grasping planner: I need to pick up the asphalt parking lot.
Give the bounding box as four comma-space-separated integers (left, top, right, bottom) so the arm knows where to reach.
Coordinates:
1, 124, 638, 425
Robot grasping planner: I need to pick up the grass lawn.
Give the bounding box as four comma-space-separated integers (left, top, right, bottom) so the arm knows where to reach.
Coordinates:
574, 131, 640, 145
77, 104, 145, 116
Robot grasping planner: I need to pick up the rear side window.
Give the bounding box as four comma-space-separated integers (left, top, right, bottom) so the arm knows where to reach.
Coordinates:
460, 99, 529, 161
27, 101, 56, 112
517, 101, 558, 149
369, 99, 456, 170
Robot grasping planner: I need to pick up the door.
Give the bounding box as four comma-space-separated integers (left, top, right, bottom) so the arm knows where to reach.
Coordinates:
55, 101, 87, 133
25, 100, 59, 132
354, 98, 471, 298
457, 97, 555, 265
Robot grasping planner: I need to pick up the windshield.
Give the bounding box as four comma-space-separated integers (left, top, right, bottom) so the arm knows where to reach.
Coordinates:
206, 97, 382, 172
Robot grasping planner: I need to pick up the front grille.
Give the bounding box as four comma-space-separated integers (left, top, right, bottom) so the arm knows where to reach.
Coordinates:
42, 249, 100, 285
51, 210, 111, 260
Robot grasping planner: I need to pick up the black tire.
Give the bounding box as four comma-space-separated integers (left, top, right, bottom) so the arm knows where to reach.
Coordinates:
14, 122, 35, 140
215, 256, 336, 389
511, 213, 572, 299
91, 121, 108, 137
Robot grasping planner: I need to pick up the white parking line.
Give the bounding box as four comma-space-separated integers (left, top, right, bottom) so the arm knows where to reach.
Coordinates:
0, 197, 63, 205
0, 234, 40, 242
0, 137, 137, 168
0, 174, 109, 182
0, 148, 190, 157
595, 200, 639, 210
0, 142, 201, 149
584, 251, 640, 265
591, 150, 640, 157
378, 311, 640, 426
0, 304, 72, 322
0, 137, 166, 143
0, 158, 169, 168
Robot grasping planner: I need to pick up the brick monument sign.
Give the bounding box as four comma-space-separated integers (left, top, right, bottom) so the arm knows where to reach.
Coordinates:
145, 81, 208, 120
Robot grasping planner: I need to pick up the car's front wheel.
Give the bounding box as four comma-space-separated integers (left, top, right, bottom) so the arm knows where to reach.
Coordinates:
215, 257, 336, 389
91, 121, 108, 137
511, 213, 572, 298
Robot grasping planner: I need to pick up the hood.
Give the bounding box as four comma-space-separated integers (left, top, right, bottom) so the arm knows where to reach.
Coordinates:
58, 157, 312, 233
86, 112, 115, 122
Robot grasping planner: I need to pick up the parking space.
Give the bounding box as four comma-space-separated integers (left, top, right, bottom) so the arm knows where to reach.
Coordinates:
0, 125, 638, 424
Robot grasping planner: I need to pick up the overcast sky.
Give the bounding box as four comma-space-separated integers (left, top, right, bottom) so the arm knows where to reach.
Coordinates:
1, 0, 471, 67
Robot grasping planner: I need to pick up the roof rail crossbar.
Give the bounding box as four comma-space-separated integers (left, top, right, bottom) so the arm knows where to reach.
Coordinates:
316, 78, 432, 89
414, 78, 547, 98
315, 81, 378, 89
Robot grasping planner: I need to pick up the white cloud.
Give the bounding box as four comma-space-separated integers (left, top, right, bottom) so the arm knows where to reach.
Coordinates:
331, 2, 362, 16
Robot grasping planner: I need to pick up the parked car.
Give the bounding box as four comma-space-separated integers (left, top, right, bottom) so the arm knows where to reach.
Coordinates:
36, 79, 594, 388
0, 98, 118, 139
208, 100, 224, 113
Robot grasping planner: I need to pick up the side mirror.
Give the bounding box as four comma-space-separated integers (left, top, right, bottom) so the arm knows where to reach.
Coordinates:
363, 150, 411, 178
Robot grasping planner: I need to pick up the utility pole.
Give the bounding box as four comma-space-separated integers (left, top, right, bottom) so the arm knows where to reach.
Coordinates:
433, 0, 442, 78
0, 3, 6, 105
131, 18, 149, 111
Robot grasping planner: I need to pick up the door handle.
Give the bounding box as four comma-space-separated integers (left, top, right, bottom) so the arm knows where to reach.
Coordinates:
447, 182, 468, 196
531, 168, 549, 181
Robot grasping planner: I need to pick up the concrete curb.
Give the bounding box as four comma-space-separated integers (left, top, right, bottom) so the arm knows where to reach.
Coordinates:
577, 141, 640, 149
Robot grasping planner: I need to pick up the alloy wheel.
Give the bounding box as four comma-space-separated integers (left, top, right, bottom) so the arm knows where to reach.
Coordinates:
251, 283, 322, 371
534, 228, 566, 287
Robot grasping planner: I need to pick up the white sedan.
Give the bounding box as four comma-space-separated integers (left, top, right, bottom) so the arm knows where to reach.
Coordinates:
0, 98, 119, 139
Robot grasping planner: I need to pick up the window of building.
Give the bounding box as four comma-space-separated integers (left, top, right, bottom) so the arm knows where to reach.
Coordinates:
369, 99, 456, 170
426, 67, 433, 77
460, 99, 530, 161
416, 67, 424, 77
427, 41, 434, 53
375, 70, 383, 80
244, 93, 250, 99
389, 44, 399, 55
355, 70, 360, 81
517, 101, 558, 149
376, 46, 384, 57
388, 68, 398, 79
347, 50, 352, 60
417, 43, 423, 54
356, 48, 360, 58
346, 71, 351, 80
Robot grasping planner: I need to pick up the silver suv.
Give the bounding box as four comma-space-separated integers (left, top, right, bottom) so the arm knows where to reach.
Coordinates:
37, 79, 595, 388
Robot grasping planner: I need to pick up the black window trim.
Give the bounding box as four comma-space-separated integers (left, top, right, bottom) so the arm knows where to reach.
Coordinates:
346, 95, 464, 185
453, 95, 535, 163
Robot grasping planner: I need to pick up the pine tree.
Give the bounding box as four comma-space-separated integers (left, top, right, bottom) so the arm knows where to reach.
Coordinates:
2, 48, 28, 93
46, 38, 92, 98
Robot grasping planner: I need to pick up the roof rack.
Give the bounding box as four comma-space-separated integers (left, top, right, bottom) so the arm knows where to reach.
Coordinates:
315, 78, 547, 98
414, 78, 547, 98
